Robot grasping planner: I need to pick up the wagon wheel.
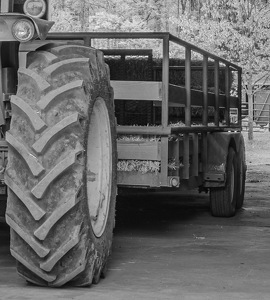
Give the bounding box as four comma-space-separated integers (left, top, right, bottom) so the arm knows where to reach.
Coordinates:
236, 139, 246, 209
210, 147, 237, 217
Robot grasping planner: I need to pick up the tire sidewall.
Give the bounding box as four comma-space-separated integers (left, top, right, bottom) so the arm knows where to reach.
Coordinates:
82, 89, 117, 283
226, 148, 237, 214
236, 142, 246, 209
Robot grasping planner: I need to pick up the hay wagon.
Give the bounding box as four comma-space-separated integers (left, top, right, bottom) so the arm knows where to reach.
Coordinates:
47, 31, 246, 217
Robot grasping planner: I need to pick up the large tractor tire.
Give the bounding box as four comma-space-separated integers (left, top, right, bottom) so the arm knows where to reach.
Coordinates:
236, 138, 246, 209
210, 148, 237, 217
5, 44, 117, 287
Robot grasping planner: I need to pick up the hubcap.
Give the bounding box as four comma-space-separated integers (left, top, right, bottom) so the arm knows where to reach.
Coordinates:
86, 97, 112, 237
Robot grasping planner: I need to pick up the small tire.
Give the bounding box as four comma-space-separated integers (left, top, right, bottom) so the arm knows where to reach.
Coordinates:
5, 44, 117, 287
236, 139, 246, 209
210, 148, 237, 217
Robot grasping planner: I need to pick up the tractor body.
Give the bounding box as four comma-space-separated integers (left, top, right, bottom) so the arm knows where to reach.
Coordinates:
0, 0, 52, 220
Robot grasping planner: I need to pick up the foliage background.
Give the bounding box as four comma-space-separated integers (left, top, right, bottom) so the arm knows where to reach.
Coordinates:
50, 0, 270, 138
50, 0, 270, 86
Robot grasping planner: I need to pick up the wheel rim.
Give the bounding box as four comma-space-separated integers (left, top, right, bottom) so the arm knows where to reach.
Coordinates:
87, 97, 112, 237
230, 164, 235, 203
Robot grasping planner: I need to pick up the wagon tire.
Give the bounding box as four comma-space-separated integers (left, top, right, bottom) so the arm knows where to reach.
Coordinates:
236, 140, 246, 209
210, 148, 237, 217
5, 44, 117, 287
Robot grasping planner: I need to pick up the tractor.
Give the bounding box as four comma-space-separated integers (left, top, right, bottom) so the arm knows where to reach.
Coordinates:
0, 0, 246, 287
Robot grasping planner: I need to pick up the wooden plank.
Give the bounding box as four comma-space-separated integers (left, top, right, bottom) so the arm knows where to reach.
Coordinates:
117, 171, 161, 187
111, 81, 162, 101
112, 81, 239, 108
117, 125, 171, 136
117, 141, 161, 160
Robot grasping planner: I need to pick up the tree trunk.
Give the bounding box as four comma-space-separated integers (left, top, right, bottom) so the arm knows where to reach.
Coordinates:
164, 0, 169, 31
247, 84, 253, 141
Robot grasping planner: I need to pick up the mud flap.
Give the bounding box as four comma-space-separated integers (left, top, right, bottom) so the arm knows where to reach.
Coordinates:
204, 132, 243, 188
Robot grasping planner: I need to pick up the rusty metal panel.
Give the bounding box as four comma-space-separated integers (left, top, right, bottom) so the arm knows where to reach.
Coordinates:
204, 132, 243, 186
204, 172, 225, 182
206, 133, 228, 176
160, 137, 169, 186
117, 171, 161, 187
169, 139, 180, 177
117, 140, 161, 161
111, 81, 162, 101
183, 133, 189, 179
117, 171, 180, 188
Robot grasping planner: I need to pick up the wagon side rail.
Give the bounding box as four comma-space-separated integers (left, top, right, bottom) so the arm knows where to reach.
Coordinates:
47, 32, 243, 187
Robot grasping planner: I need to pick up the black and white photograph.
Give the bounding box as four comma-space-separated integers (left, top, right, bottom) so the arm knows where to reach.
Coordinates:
0, 0, 269, 299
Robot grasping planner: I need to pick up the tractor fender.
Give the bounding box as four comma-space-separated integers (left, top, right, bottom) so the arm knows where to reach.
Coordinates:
204, 131, 244, 187
23, 14, 54, 40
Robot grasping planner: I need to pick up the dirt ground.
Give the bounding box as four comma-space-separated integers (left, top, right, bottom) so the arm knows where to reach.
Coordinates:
243, 131, 270, 165
0, 131, 269, 300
